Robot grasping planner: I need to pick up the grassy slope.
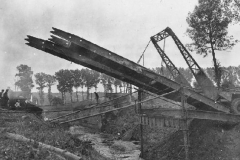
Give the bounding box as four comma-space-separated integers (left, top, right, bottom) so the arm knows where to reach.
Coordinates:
0, 110, 109, 160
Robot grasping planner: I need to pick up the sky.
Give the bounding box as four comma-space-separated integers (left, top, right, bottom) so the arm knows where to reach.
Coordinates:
0, 0, 240, 93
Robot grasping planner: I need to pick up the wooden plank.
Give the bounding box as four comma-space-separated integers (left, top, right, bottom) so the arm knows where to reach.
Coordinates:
141, 116, 182, 129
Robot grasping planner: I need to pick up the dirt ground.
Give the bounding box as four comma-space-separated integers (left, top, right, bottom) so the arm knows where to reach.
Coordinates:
144, 119, 240, 160
12, 97, 240, 160
69, 125, 143, 160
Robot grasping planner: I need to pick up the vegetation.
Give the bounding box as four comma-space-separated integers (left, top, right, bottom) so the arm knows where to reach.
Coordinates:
113, 78, 122, 93
45, 74, 56, 105
35, 72, 47, 106
82, 69, 100, 99
71, 69, 84, 102
222, 0, 240, 23
0, 112, 108, 160
15, 64, 34, 98
51, 97, 64, 106
55, 69, 74, 103
100, 74, 113, 94
186, 0, 238, 87
35, 73, 56, 105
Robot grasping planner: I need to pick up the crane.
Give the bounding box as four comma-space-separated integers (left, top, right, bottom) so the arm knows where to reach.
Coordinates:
152, 27, 240, 114
151, 36, 191, 87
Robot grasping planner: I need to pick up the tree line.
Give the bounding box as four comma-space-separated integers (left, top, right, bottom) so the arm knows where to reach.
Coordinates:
14, 65, 132, 105
14, 63, 240, 106
152, 65, 240, 90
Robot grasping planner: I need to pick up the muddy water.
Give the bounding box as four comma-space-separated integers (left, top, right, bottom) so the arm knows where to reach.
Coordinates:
69, 126, 144, 160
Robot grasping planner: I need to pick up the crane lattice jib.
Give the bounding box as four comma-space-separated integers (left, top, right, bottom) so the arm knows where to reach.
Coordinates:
151, 37, 190, 86
152, 27, 203, 76
152, 27, 218, 100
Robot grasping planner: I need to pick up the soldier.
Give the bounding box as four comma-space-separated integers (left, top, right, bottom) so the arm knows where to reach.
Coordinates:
0, 89, 4, 107
94, 92, 99, 104
3, 89, 9, 108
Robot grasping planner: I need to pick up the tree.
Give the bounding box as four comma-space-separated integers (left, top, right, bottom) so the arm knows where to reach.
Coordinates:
119, 80, 123, 93
205, 67, 215, 83
100, 73, 109, 94
178, 67, 194, 84
44, 74, 56, 105
122, 81, 127, 93
151, 66, 172, 80
222, 0, 240, 23
82, 69, 100, 99
64, 70, 74, 103
55, 69, 74, 103
113, 78, 122, 93
35, 72, 47, 106
221, 66, 239, 88
106, 76, 114, 93
15, 64, 34, 99
71, 69, 84, 102
186, 0, 238, 87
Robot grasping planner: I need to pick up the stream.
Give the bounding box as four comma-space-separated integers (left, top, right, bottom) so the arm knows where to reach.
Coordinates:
69, 126, 143, 160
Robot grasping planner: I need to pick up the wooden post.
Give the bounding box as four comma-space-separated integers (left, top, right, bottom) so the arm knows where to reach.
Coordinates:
181, 87, 189, 160
138, 89, 144, 158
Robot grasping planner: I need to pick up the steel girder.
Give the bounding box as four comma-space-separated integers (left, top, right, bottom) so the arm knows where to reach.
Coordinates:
25, 28, 229, 113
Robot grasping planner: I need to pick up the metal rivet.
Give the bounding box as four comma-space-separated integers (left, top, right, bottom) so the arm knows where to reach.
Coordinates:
80, 39, 82, 42
69, 36, 71, 38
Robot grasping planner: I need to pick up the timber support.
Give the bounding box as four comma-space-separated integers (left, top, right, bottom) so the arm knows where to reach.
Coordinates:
138, 89, 144, 158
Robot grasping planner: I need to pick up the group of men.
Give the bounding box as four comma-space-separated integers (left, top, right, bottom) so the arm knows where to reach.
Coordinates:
0, 89, 9, 108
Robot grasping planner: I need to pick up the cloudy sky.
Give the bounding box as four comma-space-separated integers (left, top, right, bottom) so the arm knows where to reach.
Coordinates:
1, 0, 240, 93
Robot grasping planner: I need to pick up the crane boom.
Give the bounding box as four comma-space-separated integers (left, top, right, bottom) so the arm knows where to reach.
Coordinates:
151, 35, 191, 87
153, 27, 219, 100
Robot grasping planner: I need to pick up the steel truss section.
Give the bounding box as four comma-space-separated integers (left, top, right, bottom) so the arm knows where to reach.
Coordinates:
152, 27, 219, 100
25, 28, 229, 113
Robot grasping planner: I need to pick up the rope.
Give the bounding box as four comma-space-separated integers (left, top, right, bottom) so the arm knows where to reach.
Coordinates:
137, 40, 151, 64
60, 90, 179, 124
49, 91, 137, 122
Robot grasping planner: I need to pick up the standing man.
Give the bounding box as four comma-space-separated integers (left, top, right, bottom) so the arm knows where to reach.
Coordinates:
3, 89, 9, 108
0, 89, 4, 107
94, 92, 99, 104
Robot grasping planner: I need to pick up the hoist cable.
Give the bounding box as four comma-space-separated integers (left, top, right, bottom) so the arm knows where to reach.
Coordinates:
137, 40, 151, 64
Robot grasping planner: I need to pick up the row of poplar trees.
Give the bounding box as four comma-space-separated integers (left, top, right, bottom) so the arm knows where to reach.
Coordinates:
14, 65, 130, 105
15, 64, 240, 106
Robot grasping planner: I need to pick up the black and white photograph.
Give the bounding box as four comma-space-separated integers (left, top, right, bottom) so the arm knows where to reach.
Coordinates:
1, 0, 240, 159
